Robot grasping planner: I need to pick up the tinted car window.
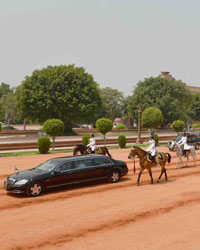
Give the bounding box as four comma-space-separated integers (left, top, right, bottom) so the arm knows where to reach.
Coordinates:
94, 158, 112, 166
36, 161, 56, 172
57, 162, 71, 172
73, 159, 93, 169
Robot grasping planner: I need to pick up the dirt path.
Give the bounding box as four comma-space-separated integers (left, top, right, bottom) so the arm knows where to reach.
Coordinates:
1, 146, 200, 250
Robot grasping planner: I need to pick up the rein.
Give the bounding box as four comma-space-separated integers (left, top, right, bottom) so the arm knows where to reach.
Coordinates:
133, 157, 136, 174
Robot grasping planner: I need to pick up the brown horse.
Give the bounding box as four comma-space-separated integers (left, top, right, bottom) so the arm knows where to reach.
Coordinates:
128, 146, 171, 185
73, 144, 112, 157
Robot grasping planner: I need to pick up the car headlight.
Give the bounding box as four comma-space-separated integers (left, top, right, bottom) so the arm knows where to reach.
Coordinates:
14, 179, 29, 185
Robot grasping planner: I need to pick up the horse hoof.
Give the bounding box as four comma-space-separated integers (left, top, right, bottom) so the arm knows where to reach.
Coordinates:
136, 183, 139, 186
151, 182, 153, 184
157, 180, 160, 183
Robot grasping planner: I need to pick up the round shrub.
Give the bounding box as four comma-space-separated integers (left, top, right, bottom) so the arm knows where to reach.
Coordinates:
37, 137, 50, 154
82, 136, 90, 146
118, 135, 126, 148
170, 120, 184, 134
153, 134, 159, 146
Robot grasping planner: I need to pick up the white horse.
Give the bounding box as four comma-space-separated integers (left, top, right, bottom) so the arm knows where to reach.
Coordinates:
169, 141, 196, 169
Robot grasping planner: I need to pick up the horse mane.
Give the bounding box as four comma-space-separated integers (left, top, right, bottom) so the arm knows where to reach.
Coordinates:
133, 146, 147, 153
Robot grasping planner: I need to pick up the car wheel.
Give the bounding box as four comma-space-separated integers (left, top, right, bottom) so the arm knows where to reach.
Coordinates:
195, 144, 199, 150
108, 170, 120, 183
26, 182, 43, 197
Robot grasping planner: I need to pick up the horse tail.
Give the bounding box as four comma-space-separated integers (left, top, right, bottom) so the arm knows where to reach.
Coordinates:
104, 147, 112, 157
166, 153, 171, 163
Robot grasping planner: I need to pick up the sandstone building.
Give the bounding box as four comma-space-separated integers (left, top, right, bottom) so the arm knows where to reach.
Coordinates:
159, 71, 200, 94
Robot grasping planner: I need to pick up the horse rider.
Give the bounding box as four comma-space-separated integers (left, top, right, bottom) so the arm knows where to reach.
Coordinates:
87, 133, 96, 153
146, 134, 157, 166
177, 131, 192, 156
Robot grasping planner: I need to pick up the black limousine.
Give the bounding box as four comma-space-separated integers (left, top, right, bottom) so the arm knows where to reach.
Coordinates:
4, 154, 128, 197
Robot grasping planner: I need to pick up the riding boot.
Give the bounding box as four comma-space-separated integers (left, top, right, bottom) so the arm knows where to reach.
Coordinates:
152, 156, 157, 166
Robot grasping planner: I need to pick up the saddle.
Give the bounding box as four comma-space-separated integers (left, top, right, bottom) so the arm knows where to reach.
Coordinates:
87, 146, 102, 154
147, 152, 164, 163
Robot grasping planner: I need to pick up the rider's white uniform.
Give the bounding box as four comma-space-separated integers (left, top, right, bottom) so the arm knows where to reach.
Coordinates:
146, 139, 157, 156
178, 136, 192, 150
87, 137, 96, 151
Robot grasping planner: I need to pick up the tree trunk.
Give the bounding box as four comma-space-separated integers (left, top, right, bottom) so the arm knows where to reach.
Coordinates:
52, 136, 55, 150
23, 119, 26, 130
104, 134, 106, 146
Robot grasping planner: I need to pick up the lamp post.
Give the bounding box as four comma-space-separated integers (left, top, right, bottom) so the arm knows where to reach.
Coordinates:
136, 107, 142, 144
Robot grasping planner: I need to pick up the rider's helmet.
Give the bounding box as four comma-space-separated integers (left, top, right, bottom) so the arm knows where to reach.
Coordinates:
91, 133, 95, 137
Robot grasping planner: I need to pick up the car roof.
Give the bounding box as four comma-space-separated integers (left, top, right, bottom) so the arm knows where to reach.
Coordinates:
47, 154, 108, 163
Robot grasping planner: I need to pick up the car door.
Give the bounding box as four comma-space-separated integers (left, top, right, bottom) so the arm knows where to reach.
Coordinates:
93, 157, 113, 177
45, 161, 75, 188
69, 158, 104, 183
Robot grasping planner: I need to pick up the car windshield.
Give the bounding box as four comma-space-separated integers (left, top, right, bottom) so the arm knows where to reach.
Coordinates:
35, 160, 57, 172
175, 135, 182, 142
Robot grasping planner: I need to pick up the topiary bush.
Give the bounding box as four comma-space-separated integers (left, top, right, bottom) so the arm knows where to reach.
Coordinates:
170, 120, 184, 134
82, 136, 90, 146
37, 137, 50, 154
118, 135, 126, 148
153, 134, 159, 146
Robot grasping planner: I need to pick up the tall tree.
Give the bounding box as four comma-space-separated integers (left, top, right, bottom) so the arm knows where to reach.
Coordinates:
128, 77, 192, 126
190, 93, 200, 121
100, 87, 126, 120
17, 65, 103, 133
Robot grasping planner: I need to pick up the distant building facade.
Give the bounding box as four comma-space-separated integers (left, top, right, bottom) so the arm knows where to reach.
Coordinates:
159, 71, 200, 94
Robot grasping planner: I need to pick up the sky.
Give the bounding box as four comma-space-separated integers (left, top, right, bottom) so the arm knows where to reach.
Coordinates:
0, 0, 200, 96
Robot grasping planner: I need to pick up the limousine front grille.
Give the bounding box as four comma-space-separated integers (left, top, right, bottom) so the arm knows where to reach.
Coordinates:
7, 178, 16, 185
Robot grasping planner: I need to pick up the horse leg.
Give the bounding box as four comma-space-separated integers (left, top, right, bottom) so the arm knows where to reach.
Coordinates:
185, 155, 189, 167
147, 168, 153, 184
157, 165, 164, 183
192, 149, 196, 167
136, 168, 144, 186
175, 156, 181, 169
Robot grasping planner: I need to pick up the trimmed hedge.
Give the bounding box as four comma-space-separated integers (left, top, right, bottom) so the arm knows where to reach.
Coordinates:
153, 134, 159, 146
37, 137, 50, 154
82, 136, 90, 146
118, 135, 126, 148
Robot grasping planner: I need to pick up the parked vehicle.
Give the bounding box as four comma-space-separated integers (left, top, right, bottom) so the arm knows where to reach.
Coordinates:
168, 132, 200, 151
4, 155, 128, 197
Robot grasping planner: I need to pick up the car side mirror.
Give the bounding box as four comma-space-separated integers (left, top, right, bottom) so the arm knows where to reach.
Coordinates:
52, 170, 59, 175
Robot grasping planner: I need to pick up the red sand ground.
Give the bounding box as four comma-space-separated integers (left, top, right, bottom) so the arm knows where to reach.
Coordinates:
1, 146, 200, 250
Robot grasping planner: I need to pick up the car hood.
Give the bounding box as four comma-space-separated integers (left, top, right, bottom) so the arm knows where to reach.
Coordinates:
8, 169, 48, 181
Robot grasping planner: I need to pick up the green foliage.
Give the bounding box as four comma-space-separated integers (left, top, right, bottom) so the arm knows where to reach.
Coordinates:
43, 119, 65, 137
141, 107, 163, 129
116, 123, 125, 129
128, 77, 192, 125
170, 120, 185, 133
43, 119, 65, 150
0, 122, 1, 132
192, 123, 200, 128
37, 137, 50, 154
190, 93, 200, 121
0, 83, 17, 124
82, 136, 90, 146
118, 135, 126, 148
153, 134, 159, 146
96, 118, 113, 145
17, 65, 103, 132
96, 118, 113, 135
100, 87, 126, 119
